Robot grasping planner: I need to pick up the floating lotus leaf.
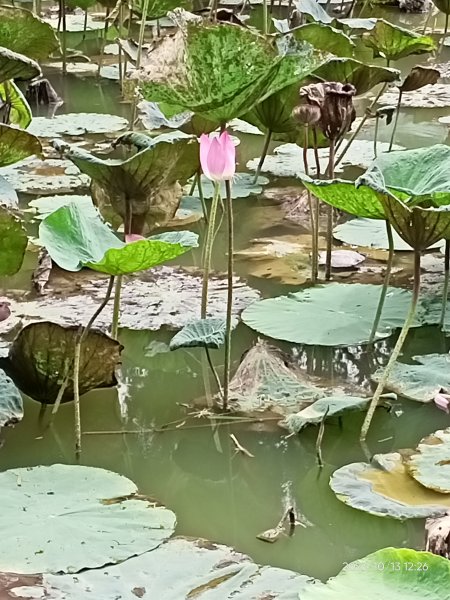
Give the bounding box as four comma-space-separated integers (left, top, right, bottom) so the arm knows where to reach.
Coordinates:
0, 158, 89, 195
301, 547, 450, 598
192, 174, 269, 199
312, 58, 400, 95
241, 283, 421, 347
170, 317, 231, 350
333, 218, 443, 251
282, 396, 370, 433
133, 0, 193, 19
363, 19, 435, 62
54, 132, 199, 233
2, 321, 122, 404
138, 21, 321, 124
27, 113, 128, 138
407, 428, 450, 493
0, 81, 31, 128
372, 354, 450, 402
0, 206, 27, 276
0, 464, 175, 574
331, 452, 450, 519
39, 202, 196, 275
0, 123, 42, 167
0, 6, 60, 60
28, 194, 96, 219
400, 65, 440, 92
0, 47, 40, 84
228, 338, 323, 414
0, 536, 314, 598
0, 369, 22, 428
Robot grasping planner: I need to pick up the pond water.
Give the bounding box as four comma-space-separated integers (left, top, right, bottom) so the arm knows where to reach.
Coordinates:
1, 4, 450, 584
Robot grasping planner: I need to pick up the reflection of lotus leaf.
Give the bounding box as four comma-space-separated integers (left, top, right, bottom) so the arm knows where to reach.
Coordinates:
2, 321, 122, 404
0, 464, 176, 573
330, 452, 450, 519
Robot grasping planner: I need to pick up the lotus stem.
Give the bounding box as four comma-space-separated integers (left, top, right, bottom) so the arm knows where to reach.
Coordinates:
188, 173, 198, 196
111, 275, 122, 339
205, 347, 223, 398
82, 9, 88, 41
302, 126, 318, 284
439, 12, 449, 56
369, 221, 394, 344
388, 90, 402, 152
360, 249, 421, 441
263, 0, 269, 34
422, 1, 434, 34
97, 8, 110, 77
312, 128, 321, 177
316, 406, 329, 468
373, 115, 379, 158
60, 0, 67, 75
201, 182, 220, 318
209, 0, 219, 22
197, 169, 209, 224
335, 83, 388, 168
440, 240, 450, 327
118, 3, 124, 89
223, 180, 234, 411
72, 276, 115, 454
325, 138, 335, 281
136, 0, 149, 70
253, 130, 272, 184
51, 358, 71, 417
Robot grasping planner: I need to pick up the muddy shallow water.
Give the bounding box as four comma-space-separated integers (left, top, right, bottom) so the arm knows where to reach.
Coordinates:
2, 7, 450, 583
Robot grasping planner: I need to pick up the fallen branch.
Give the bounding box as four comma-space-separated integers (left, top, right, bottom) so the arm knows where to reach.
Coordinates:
230, 433, 254, 457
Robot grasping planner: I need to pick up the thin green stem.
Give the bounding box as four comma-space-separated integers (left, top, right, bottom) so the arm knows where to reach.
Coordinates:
188, 173, 198, 196
111, 275, 122, 339
201, 183, 220, 318
60, 0, 67, 75
97, 8, 110, 77
325, 138, 335, 281
205, 346, 223, 398
388, 90, 402, 152
369, 221, 394, 344
223, 179, 234, 411
253, 130, 272, 184
439, 12, 449, 56
51, 359, 70, 417
373, 115, 379, 159
360, 250, 421, 441
302, 126, 317, 285
335, 83, 388, 168
440, 240, 450, 328
263, 0, 268, 34
197, 169, 208, 224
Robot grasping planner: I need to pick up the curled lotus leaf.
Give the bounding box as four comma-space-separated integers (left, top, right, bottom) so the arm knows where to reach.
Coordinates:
363, 19, 435, 61
400, 65, 441, 92
0, 464, 175, 574
0, 81, 31, 128
0, 47, 40, 84
0, 123, 42, 167
0, 5, 60, 60
1, 321, 122, 404
330, 452, 450, 519
407, 428, 450, 494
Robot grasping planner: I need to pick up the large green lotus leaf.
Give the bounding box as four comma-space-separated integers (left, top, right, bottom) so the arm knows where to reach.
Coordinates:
139, 22, 321, 124
301, 547, 450, 598
0, 123, 42, 167
0, 368, 22, 428
0, 81, 31, 128
1, 321, 122, 404
381, 196, 450, 251
281, 396, 370, 433
333, 218, 444, 251
363, 19, 435, 61
39, 202, 196, 274
287, 22, 355, 57
371, 354, 450, 402
407, 428, 450, 493
0, 464, 175, 574
5, 537, 314, 598
0, 6, 60, 60
193, 174, 269, 199
330, 452, 450, 519
133, 0, 193, 19
361, 144, 450, 198
170, 317, 229, 350
0, 47, 40, 84
302, 178, 385, 219
241, 283, 421, 347
0, 205, 27, 276
311, 58, 400, 95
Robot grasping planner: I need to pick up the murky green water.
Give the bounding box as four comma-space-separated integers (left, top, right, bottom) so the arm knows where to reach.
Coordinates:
1, 6, 450, 583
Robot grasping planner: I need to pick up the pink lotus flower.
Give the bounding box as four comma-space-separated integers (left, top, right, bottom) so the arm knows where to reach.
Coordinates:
199, 131, 235, 182
434, 392, 450, 413
125, 234, 145, 243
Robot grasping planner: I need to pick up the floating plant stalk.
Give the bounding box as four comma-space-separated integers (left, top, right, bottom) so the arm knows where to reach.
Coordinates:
360, 250, 421, 441
441, 240, 450, 327
369, 221, 394, 343
388, 90, 403, 152
253, 130, 272, 184
223, 180, 234, 410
